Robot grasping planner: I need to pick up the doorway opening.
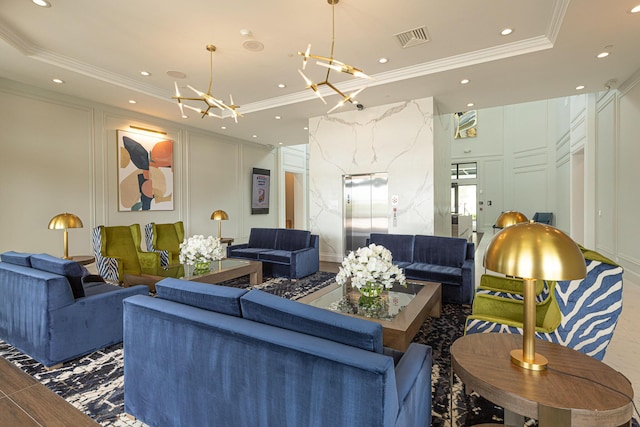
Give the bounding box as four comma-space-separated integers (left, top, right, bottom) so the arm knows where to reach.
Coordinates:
451, 162, 477, 232
284, 171, 304, 229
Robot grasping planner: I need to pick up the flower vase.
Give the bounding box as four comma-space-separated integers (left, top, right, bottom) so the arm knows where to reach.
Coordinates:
357, 283, 386, 318
193, 260, 210, 274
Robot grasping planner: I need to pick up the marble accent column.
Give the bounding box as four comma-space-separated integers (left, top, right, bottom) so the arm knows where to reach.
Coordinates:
309, 97, 435, 262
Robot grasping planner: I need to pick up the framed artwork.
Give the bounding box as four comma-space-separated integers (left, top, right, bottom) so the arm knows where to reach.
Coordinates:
454, 110, 477, 139
117, 130, 174, 211
251, 168, 270, 214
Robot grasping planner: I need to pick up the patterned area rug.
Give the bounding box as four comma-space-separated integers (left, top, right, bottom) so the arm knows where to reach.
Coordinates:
1, 273, 634, 426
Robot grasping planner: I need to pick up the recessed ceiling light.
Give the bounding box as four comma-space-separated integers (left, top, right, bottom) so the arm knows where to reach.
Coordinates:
52, 78, 64, 84
277, 83, 286, 88
460, 79, 470, 85
500, 28, 513, 36
303, 127, 308, 130
378, 57, 389, 64
279, 142, 283, 145
32, 0, 51, 7
467, 103, 474, 107
576, 85, 585, 90
140, 71, 151, 76
221, 126, 227, 130
252, 135, 258, 138
128, 100, 137, 104
629, 5, 640, 13
597, 51, 610, 59
275, 116, 281, 120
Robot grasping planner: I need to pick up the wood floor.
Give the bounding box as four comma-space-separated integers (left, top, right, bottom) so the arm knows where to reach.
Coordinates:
0, 357, 98, 427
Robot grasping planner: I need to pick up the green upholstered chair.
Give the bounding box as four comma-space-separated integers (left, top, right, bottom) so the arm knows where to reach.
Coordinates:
144, 221, 184, 267
466, 275, 561, 334
92, 224, 162, 284
465, 247, 624, 360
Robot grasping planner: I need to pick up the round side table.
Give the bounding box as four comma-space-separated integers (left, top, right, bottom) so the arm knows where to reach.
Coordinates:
451, 333, 633, 427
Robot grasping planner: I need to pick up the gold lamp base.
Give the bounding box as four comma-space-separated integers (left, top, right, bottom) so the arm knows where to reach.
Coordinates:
510, 349, 548, 371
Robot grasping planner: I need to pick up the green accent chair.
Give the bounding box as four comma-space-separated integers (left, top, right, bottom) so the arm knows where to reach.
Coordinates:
144, 221, 185, 267
466, 275, 561, 334
92, 224, 162, 284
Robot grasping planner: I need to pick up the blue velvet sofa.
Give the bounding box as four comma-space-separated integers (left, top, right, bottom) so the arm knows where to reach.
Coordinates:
0, 251, 148, 368
124, 278, 432, 427
368, 233, 475, 305
226, 228, 319, 278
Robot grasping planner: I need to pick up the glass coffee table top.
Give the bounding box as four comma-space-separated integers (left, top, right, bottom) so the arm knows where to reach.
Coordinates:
161, 259, 252, 279
304, 281, 426, 321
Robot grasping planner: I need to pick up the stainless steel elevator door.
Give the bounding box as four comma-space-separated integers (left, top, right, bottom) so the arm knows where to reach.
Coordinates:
343, 173, 389, 254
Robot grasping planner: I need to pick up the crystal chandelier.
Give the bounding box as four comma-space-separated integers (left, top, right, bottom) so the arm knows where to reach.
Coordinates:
297, 0, 372, 113
172, 44, 241, 122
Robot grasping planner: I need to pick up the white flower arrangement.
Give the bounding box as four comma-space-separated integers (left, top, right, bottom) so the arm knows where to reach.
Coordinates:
179, 235, 225, 264
335, 244, 406, 292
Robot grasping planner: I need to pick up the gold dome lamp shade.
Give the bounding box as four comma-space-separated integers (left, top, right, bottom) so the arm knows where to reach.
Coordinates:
495, 211, 528, 228
210, 210, 229, 239
483, 220, 586, 371
48, 213, 84, 259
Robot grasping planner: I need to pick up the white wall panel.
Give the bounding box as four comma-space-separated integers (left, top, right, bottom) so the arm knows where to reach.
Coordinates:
0, 86, 94, 257
595, 98, 616, 257
617, 81, 640, 271
309, 98, 434, 262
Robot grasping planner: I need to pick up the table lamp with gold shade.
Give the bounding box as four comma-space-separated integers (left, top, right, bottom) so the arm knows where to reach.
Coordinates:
210, 210, 228, 239
483, 220, 586, 371
495, 210, 528, 228
48, 213, 83, 259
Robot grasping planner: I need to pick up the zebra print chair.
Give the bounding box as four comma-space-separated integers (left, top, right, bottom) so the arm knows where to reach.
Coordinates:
144, 221, 184, 267
465, 247, 624, 360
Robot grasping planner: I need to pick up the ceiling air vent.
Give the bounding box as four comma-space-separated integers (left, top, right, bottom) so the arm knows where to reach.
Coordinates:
395, 26, 430, 48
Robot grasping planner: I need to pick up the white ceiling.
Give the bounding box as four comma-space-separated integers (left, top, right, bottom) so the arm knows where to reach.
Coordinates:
1, 0, 639, 147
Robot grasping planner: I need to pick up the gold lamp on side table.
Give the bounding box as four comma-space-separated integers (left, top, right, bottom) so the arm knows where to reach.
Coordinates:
48, 213, 83, 259
495, 211, 528, 228
484, 220, 586, 371
210, 210, 228, 239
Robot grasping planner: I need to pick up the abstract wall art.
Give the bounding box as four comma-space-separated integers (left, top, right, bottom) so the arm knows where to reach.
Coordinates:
117, 130, 174, 211
453, 110, 477, 139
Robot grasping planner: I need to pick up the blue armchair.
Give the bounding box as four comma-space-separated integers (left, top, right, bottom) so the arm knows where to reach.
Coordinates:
0, 252, 147, 368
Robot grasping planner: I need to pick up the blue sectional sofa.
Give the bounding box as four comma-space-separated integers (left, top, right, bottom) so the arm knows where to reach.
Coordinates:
124, 278, 432, 427
0, 251, 148, 368
368, 233, 475, 305
226, 227, 319, 279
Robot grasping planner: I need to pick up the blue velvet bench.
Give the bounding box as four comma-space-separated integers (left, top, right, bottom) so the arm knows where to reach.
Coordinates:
226, 227, 319, 279
123, 278, 432, 427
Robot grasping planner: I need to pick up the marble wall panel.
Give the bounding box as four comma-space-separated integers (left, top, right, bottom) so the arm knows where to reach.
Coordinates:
309, 98, 435, 262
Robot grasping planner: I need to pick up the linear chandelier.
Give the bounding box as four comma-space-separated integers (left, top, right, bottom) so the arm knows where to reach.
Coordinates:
297, 0, 372, 113
172, 44, 241, 123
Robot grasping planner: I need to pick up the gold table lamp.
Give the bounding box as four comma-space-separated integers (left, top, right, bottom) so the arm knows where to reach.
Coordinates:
210, 210, 228, 239
48, 213, 83, 259
495, 211, 528, 228
484, 220, 586, 371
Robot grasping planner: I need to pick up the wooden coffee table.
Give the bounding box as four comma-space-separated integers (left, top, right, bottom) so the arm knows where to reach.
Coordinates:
451, 333, 634, 426
298, 280, 441, 351
124, 259, 262, 292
